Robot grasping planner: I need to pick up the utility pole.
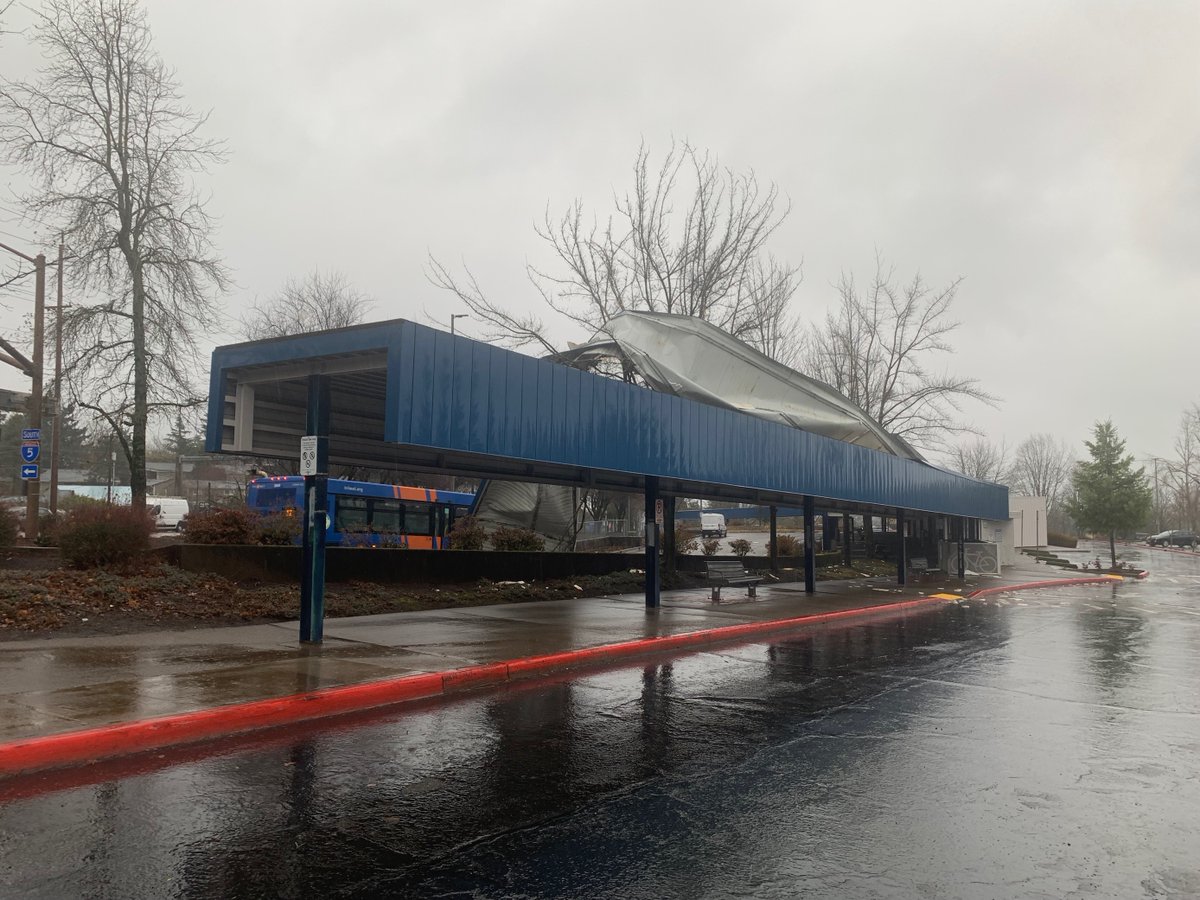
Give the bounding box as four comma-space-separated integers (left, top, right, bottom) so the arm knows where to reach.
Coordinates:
50, 240, 64, 515
450, 314, 468, 335
27, 253, 45, 543
0, 240, 46, 542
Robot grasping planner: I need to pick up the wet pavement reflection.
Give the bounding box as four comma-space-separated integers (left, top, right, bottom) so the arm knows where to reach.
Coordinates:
2, 545, 1198, 899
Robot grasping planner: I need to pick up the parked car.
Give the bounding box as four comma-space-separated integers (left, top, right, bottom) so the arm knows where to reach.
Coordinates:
700, 512, 727, 538
1147, 530, 1198, 548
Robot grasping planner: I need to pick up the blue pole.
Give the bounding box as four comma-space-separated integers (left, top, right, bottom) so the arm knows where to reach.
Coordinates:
644, 476, 660, 609
803, 496, 816, 595
896, 508, 907, 585
299, 375, 330, 644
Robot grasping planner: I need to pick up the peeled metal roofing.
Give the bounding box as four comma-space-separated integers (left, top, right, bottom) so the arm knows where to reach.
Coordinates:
553, 311, 924, 461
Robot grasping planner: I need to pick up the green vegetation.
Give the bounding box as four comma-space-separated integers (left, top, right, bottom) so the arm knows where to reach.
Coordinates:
1066, 420, 1152, 569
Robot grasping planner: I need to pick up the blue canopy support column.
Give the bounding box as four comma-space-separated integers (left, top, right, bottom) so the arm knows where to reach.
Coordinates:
803, 496, 816, 595
822, 515, 834, 551
843, 513, 853, 567
957, 516, 967, 580
769, 506, 779, 575
300, 374, 331, 644
896, 508, 907, 585
644, 477, 661, 609
663, 495, 677, 575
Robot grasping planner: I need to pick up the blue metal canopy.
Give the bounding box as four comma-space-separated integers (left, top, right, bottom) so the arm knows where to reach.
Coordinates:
207, 319, 1006, 520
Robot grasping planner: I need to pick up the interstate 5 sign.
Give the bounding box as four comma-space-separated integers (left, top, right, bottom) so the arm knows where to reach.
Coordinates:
20, 442, 40, 463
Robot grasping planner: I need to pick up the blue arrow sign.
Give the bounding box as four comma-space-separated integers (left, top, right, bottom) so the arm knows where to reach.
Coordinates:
20, 464, 38, 480
20, 428, 40, 441
20, 442, 40, 463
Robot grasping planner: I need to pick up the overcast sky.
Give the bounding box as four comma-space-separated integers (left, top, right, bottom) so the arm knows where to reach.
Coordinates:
1, 1, 1197, 464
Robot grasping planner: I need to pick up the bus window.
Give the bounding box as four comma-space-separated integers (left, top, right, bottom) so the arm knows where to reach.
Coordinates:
335, 496, 369, 532
403, 501, 434, 535
371, 498, 402, 533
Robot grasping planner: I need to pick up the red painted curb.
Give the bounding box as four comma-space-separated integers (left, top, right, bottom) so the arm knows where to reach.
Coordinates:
0, 593, 962, 776
967, 574, 1123, 599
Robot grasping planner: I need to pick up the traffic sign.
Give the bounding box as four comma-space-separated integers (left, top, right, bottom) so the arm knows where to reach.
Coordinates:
300, 435, 318, 476
20, 428, 40, 441
20, 441, 40, 463
20, 464, 38, 480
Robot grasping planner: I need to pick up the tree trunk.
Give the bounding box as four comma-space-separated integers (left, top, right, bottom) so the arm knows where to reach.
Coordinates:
1108, 532, 1117, 570
129, 263, 148, 513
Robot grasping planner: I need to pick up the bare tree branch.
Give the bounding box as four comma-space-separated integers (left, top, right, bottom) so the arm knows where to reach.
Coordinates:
1008, 433, 1074, 514
946, 437, 1010, 483
240, 269, 373, 339
1, 0, 228, 510
801, 252, 998, 451
427, 140, 802, 363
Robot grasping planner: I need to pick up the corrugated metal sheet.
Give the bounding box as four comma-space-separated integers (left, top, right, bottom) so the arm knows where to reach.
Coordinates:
383, 322, 1006, 519
208, 319, 1008, 520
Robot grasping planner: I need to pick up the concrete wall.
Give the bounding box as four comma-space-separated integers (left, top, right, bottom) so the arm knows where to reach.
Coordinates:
161, 544, 845, 584
1010, 495, 1048, 549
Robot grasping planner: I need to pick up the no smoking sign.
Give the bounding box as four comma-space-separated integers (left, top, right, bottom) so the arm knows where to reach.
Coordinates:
300, 435, 319, 476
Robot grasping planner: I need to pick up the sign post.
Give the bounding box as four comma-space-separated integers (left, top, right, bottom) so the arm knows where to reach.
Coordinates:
298, 374, 331, 643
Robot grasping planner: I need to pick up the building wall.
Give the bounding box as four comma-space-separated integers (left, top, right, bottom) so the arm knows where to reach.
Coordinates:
1010, 495, 1048, 548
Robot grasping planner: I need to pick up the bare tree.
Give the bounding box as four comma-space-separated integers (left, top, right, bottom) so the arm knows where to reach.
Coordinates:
947, 437, 1010, 483
1163, 405, 1200, 531
802, 253, 997, 450
428, 140, 802, 364
240, 269, 373, 340
0, 0, 228, 512
1008, 433, 1075, 513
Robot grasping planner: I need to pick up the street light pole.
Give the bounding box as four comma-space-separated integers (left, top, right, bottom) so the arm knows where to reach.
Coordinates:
50, 240, 64, 515
450, 314, 468, 336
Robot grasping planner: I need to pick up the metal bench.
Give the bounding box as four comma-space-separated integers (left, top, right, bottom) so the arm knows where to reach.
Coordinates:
706, 559, 762, 601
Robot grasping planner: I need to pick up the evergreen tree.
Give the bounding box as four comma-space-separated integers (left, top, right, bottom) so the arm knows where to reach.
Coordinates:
1066, 421, 1152, 568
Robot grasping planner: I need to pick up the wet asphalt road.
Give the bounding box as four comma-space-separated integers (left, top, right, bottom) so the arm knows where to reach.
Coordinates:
2, 543, 1198, 899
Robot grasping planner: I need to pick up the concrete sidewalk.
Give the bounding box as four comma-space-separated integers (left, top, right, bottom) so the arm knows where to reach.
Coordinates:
0, 561, 1087, 752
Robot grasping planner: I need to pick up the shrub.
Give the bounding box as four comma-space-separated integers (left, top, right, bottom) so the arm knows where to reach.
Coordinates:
257, 512, 302, 546
0, 507, 19, 549
767, 534, 802, 556
35, 513, 60, 547
701, 538, 721, 557
449, 516, 486, 550
728, 538, 752, 558
1047, 531, 1077, 549
182, 507, 260, 545
490, 525, 546, 552
675, 524, 699, 556
58, 504, 153, 568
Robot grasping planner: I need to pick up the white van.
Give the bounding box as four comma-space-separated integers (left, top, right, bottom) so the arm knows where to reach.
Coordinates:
151, 497, 190, 531
700, 512, 727, 538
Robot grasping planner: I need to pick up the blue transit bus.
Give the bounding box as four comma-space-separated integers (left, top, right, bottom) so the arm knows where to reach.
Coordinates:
246, 476, 477, 549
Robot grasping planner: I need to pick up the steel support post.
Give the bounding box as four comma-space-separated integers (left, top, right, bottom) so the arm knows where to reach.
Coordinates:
300, 375, 331, 644
769, 505, 778, 575
664, 495, 677, 575
803, 496, 816, 595
644, 476, 660, 609
865, 513, 875, 558
896, 508, 907, 585
957, 516, 966, 580
843, 513, 853, 566
822, 514, 834, 552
